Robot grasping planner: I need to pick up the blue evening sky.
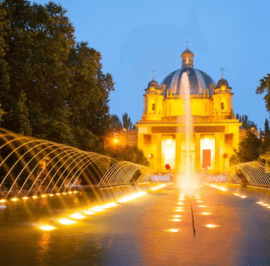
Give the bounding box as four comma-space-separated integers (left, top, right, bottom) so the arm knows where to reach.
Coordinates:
33, 0, 270, 130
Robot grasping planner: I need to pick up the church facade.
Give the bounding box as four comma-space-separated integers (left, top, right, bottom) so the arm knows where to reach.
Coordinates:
136, 48, 241, 174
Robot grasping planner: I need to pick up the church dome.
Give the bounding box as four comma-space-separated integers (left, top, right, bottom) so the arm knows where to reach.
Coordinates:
162, 67, 215, 97
162, 48, 215, 97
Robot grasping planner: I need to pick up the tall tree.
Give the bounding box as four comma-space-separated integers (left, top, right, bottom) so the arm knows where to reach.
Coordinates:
1, 0, 75, 135
110, 114, 122, 132
236, 114, 257, 130
122, 113, 132, 131
14, 90, 32, 136
257, 74, 270, 112
264, 119, 270, 135
237, 131, 261, 163
67, 41, 114, 136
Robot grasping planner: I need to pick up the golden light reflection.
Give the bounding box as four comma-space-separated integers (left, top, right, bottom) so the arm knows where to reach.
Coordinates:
118, 191, 146, 203
0, 199, 6, 203
172, 215, 181, 218
205, 224, 218, 228
32, 195, 38, 199
178, 202, 184, 205
62, 192, 67, 195
196, 200, 203, 203
172, 219, 181, 222
168, 229, 179, 232
49, 194, 54, 197
201, 212, 211, 215
102, 202, 117, 209
39, 225, 55, 231
209, 184, 227, 192
41, 194, 47, 198
56, 193, 60, 196
151, 184, 167, 191
11, 197, 18, 202
198, 205, 206, 208
175, 209, 184, 212
90, 206, 104, 212
70, 213, 85, 219
257, 201, 263, 205
58, 218, 77, 225
262, 203, 269, 207
68, 191, 73, 194
23, 197, 29, 200
83, 211, 95, 215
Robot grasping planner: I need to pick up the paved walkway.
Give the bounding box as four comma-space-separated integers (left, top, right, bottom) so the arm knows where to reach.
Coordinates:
1, 183, 270, 265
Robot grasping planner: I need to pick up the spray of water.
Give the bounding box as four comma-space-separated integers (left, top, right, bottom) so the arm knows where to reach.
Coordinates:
177, 72, 198, 188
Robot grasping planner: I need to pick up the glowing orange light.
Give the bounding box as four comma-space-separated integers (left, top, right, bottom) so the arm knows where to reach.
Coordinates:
83, 211, 95, 215
102, 202, 117, 209
11, 198, 18, 202
201, 212, 211, 215
199, 205, 206, 208
0, 199, 6, 203
23, 197, 29, 200
172, 219, 181, 222
39, 225, 55, 231
41, 194, 47, 198
70, 213, 85, 219
32, 195, 38, 199
205, 224, 218, 228
58, 218, 77, 225
168, 229, 179, 232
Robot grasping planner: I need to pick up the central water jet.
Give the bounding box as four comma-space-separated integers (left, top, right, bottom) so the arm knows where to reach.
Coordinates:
177, 72, 198, 188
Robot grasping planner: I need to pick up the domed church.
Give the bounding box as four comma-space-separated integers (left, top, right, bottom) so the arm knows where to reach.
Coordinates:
136, 48, 241, 174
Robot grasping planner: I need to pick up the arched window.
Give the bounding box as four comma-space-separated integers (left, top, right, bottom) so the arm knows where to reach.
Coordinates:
221, 102, 225, 110
152, 103, 156, 111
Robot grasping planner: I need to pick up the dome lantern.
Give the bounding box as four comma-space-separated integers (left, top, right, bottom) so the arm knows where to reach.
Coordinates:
181, 48, 194, 68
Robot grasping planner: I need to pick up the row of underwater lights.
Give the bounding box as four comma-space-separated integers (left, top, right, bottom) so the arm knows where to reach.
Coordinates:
39, 184, 170, 231
168, 192, 219, 233
206, 183, 270, 210
0, 190, 80, 203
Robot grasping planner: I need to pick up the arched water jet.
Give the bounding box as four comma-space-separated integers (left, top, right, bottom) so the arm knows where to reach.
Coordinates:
230, 161, 270, 187
0, 128, 151, 199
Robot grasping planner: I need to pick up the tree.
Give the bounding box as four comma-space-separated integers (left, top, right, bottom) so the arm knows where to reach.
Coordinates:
264, 119, 270, 135
14, 91, 32, 136
236, 114, 257, 130
237, 131, 261, 163
110, 114, 122, 132
257, 73, 270, 112
122, 113, 133, 131
67, 41, 114, 136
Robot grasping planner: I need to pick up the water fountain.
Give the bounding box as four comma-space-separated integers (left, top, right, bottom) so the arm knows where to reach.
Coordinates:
229, 161, 270, 187
0, 128, 152, 200
177, 72, 198, 187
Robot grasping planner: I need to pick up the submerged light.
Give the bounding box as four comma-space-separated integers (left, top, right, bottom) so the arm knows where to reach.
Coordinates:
58, 218, 77, 225
39, 225, 55, 231
205, 224, 218, 228
70, 213, 85, 220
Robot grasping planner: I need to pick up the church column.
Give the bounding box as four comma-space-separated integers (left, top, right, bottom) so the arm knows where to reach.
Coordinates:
175, 133, 181, 172
195, 133, 201, 172
156, 134, 162, 172
215, 133, 221, 173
